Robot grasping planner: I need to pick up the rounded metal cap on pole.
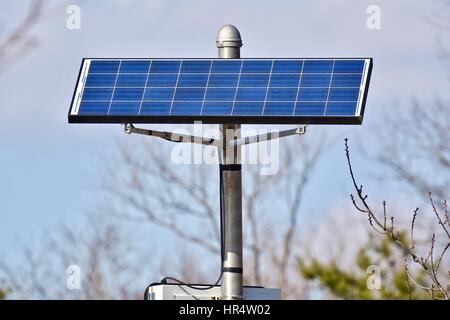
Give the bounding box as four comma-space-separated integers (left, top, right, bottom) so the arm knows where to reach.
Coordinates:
216, 24, 242, 59
216, 24, 243, 47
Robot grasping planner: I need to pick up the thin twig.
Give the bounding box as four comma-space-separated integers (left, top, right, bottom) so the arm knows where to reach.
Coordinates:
345, 138, 450, 299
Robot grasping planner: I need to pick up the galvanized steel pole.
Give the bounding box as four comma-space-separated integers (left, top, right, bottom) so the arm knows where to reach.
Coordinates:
217, 25, 244, 300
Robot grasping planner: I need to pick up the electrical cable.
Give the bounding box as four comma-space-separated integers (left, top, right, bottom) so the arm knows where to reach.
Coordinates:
144, 164, 226, 299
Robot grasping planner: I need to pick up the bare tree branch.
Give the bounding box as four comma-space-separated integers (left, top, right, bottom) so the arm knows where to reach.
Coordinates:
101, 128, 326, 298
345, 138, 450, 299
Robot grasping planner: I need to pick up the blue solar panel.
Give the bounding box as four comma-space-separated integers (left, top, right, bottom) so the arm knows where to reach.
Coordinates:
69, 58, 372, 124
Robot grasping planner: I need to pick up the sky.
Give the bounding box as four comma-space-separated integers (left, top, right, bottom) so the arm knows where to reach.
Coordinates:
0, 0, 448, 262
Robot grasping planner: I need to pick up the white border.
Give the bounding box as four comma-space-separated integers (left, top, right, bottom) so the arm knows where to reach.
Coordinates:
70, 59, 91, 115
355, 58, 371, 117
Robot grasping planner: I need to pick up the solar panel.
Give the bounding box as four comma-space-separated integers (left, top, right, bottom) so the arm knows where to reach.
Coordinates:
69, 58, 372, 124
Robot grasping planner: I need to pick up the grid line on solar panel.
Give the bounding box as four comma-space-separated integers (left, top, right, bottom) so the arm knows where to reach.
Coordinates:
261, 60, 275, 115
200, 60, 213, 115
85, 72, 364, 75
75, 58, 368, 118
81, 100, 360, 103
84, 85, 362, 88
137, 60, 152, 115
323, 60, 336, 116
169, 60, 183, 114
292, 57, 305, 115
230, 60, 244, 115
106, 60, 122, 115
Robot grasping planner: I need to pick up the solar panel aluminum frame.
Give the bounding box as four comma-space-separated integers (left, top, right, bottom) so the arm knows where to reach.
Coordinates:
68, 58, 372, 125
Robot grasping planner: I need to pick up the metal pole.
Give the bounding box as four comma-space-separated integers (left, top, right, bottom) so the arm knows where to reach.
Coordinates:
217, 25, 244, 300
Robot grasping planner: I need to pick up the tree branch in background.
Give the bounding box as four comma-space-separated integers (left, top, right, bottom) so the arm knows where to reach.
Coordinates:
0, 0, 75, 73
103, 132, 326, 298
0, 214, 151, 299
104, 141, 221, 255
345, 138, 450, 299
275, 136, 325, 291
299, 233, 430, 299
242, 135, 326, 297
372, 2, 450, 200
374, 99, 450, 200
0, 0, 44, 72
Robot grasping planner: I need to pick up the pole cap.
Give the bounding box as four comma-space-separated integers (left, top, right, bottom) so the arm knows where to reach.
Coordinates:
216, 24, 243, 48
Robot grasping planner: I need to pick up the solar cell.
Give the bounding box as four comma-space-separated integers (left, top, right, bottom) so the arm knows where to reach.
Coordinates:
69, 58, 372, 124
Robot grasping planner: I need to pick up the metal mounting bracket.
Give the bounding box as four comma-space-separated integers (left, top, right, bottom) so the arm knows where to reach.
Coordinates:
124, 123, 307, 147
124, 123, 217, 146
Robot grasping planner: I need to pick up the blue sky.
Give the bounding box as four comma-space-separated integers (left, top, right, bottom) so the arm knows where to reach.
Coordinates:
0, 0, 448, 260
